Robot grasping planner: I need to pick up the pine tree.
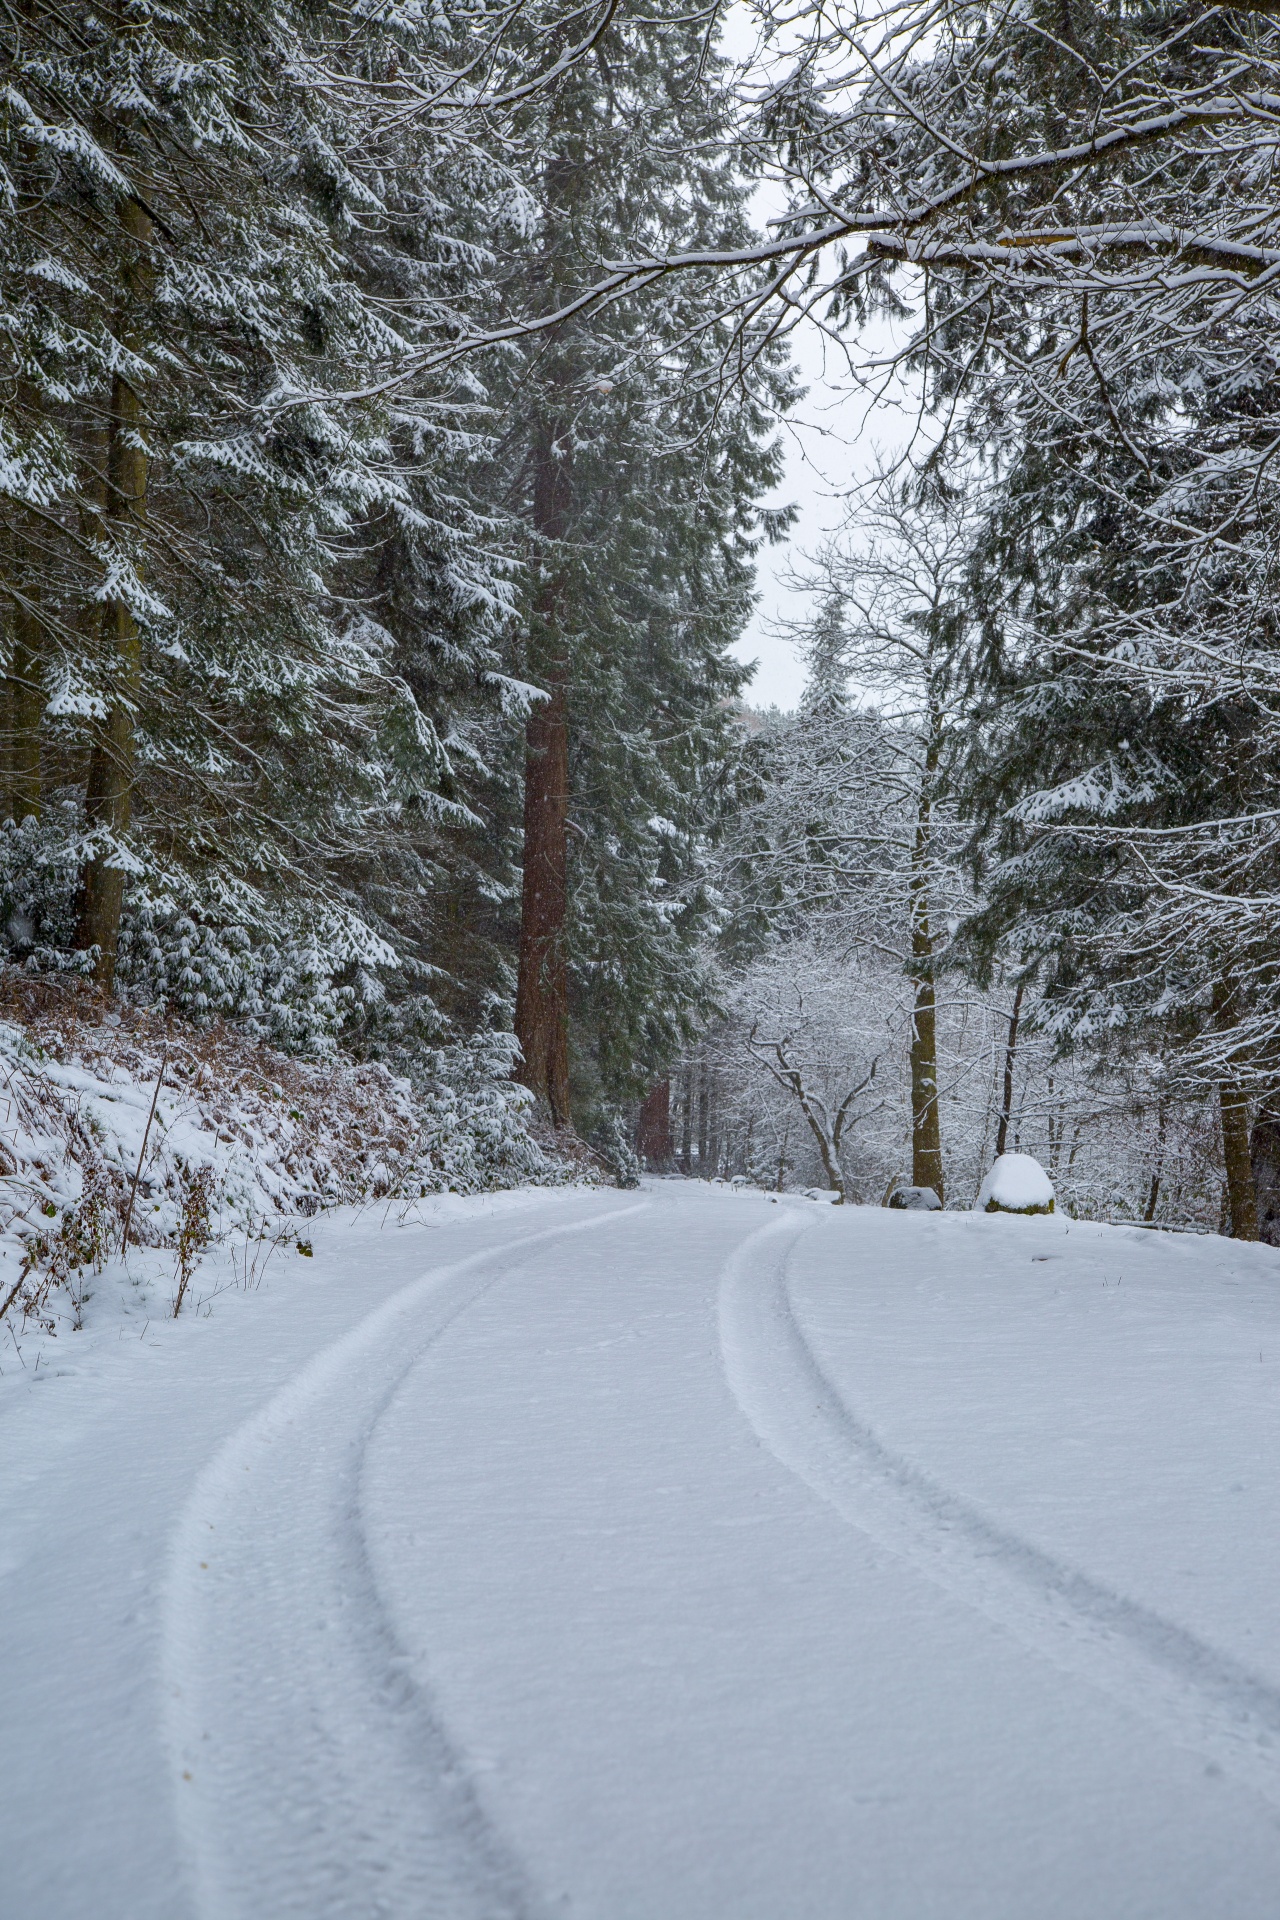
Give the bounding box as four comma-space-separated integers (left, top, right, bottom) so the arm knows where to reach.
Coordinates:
486, 5, 791, 1129
0, 0, 548, 1040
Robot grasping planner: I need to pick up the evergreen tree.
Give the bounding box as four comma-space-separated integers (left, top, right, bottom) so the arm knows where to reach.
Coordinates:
485, 5, 791, 1129
0, 0, 563, 1049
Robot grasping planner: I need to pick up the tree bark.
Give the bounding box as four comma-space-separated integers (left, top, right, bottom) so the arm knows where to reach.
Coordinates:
76, 194, 151, 991
4, 125, 47, 825
909, 974, 943, 1197
809, 1117, 846, 1201
5, 536, 43, 823
1250, 1109, 1280, 1247
1144, 1103, 1167, 1223
680, 1065, 693, 1174
774, 1117, 790, 1190
514, 415, 573, 1124
636, 1078, 674, 1169
995, 978, 1025, 1159
1211, 979, 1259, 1240
1220, 1083, 1259, 1240
908, 726, 944, 1200
514, 677, 571, 1124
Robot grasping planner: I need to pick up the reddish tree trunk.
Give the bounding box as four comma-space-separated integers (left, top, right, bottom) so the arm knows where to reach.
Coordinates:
515, 677, 571, 1125
514, 420, 572, 1126
637, 1079, 674, 1168
1251, 1110, 1280, 1247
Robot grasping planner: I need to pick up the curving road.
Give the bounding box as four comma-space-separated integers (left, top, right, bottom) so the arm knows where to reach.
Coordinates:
7, 1185, 1280, 1917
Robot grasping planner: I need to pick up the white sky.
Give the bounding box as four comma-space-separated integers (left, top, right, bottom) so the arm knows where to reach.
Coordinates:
719, 9, 924, 712
729, 314, 925, 711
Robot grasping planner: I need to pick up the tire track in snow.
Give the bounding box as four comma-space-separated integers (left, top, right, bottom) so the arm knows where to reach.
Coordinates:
719, 1215, 1280, 1806
163, 1199, 650, 1920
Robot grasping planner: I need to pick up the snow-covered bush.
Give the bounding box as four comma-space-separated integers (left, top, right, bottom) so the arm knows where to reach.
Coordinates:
591, 1111, 642, 1189
0, 807, 88, 971
0, 807, 402, 1052
0, 974, 585, 1333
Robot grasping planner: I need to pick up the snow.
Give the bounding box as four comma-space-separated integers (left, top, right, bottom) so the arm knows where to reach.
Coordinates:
888, 1183, 942, 1209
0, 1002, 570, 1344
6, 1186, 1280, 1916
976, 1149, 1055, 1212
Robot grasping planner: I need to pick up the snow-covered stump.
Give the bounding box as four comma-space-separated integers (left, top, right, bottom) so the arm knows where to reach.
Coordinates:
976, 1152, 1055, 1216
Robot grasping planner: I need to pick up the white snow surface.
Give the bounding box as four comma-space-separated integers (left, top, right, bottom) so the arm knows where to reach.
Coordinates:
976, 1149, 1055, 1211
6, 1183, 1280, 1917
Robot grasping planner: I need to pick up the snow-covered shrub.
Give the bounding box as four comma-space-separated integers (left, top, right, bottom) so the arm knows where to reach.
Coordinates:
0, 805, 89, 971
591, 1110, 642, 1189
0, 973, 587, 1332
0, 806, 394, 1052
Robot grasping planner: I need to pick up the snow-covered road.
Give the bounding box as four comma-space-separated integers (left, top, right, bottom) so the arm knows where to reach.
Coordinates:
7, 1185, 1280, 1917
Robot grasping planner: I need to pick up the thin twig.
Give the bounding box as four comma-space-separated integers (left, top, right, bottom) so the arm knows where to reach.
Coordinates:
121, 1044, 169, 1254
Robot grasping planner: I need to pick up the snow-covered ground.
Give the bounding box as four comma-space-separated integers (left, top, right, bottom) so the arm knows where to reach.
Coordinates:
6, 1183, 1280, 1917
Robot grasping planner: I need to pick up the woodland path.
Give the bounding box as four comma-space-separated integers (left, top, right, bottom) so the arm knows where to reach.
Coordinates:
6, 1185, 1280, 1917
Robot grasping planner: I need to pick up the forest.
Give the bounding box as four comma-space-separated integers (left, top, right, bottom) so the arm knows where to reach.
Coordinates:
5, 0, 1280, 1239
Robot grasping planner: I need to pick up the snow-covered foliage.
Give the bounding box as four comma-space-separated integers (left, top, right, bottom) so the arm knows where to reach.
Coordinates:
0, 0, 537, 1009
0, 973, 581, 1341
679, 609, 1239, 1232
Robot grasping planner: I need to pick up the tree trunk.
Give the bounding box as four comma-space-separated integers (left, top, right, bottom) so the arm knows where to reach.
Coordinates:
908, 727, 944, 1200
5, 536, 43, 824
77, 195, 152, 991
8, 593, 43, 823
4, 163, 46, 824
1221, 1083, 1259, 1240
697, 1066, 709, 1172
514, 676, 571, 1124
514, 418, 572, 1126
811, 1120, 846, 1202
995, 978, 1025, 1159
909, 975, 943, 1198
636, 1078, 674, 1169
680, 1065, 693, 1174
1250, 1110, 1280, 1248
1211, 979, 1258, 1241
1144, 1103, 1167, 1223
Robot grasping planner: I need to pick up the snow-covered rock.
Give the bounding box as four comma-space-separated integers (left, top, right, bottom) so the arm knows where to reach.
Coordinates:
888, 1185, 942, 1212
976, 1152, 1055, 1215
